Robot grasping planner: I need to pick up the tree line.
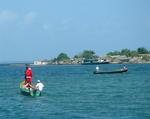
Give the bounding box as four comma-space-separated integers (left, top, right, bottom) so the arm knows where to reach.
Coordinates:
51, 50, 97, 62
107, 47, 150, 57
51, 47, 150, 62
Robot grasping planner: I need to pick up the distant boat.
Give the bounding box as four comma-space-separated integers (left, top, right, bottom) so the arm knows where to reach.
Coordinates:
20, 81, 41, 97
93, 68, 128, 74
81, 59, 109, 65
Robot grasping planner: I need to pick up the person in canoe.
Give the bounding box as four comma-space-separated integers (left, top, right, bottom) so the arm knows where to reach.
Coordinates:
123, 66, 128, 70
96, 65, 100, 71
29, 80, 44, 95
35, 80, 44, 92
24, 64, 33, 88
120, 66, 128, 71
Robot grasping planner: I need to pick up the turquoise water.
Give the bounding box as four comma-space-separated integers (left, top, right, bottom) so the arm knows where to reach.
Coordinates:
0, 64, 150, 119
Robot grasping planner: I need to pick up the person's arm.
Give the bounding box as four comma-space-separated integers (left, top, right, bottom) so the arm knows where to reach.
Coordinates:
35, 84, 39, 89
30, 70, 32, 77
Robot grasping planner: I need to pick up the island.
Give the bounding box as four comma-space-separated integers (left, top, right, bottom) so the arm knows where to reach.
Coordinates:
33, 47, 150, 65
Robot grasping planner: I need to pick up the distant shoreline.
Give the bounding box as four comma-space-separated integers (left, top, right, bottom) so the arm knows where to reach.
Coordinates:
1, 62, 150, 67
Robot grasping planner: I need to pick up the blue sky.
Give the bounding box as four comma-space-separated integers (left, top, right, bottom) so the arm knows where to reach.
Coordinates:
0, 0, 149, 63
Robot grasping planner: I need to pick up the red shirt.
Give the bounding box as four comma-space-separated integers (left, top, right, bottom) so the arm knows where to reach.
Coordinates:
25, 68, 32, 77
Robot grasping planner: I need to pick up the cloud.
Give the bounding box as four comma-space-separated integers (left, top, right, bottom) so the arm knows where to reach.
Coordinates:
0, 10, 17, 23
24, 12, 37, 24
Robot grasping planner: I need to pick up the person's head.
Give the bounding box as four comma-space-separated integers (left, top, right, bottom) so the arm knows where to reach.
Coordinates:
25, 64, 30, 68
37, 80, 41, 83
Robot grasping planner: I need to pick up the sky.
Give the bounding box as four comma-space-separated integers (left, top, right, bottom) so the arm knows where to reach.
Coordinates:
0, 0, 149, 63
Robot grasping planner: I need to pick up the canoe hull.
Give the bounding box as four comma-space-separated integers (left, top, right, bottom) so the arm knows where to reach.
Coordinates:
20, 81, 41, 97
93, 69, 128, 74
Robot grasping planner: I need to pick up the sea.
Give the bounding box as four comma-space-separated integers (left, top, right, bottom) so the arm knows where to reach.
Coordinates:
0, 64, 150, 119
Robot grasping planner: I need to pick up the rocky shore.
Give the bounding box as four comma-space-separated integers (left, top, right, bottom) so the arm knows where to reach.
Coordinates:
33, 48, 150, 65
33, 54, 150, 65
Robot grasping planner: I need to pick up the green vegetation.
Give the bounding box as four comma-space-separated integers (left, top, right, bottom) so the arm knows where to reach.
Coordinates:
45, 47, 150, 64
107, 51, 121, 56
142, 55, 150, 61
74, 50, 97, 59
121, 49, 131, 57
56, 53, 70, 61
107, 47, 150, 57
137, 47, 149, 54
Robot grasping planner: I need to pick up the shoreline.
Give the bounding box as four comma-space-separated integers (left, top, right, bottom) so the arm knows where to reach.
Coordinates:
2, 62, 150, 67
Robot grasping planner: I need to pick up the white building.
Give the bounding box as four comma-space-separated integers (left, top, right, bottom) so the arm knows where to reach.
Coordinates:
34, 60, 48, 65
